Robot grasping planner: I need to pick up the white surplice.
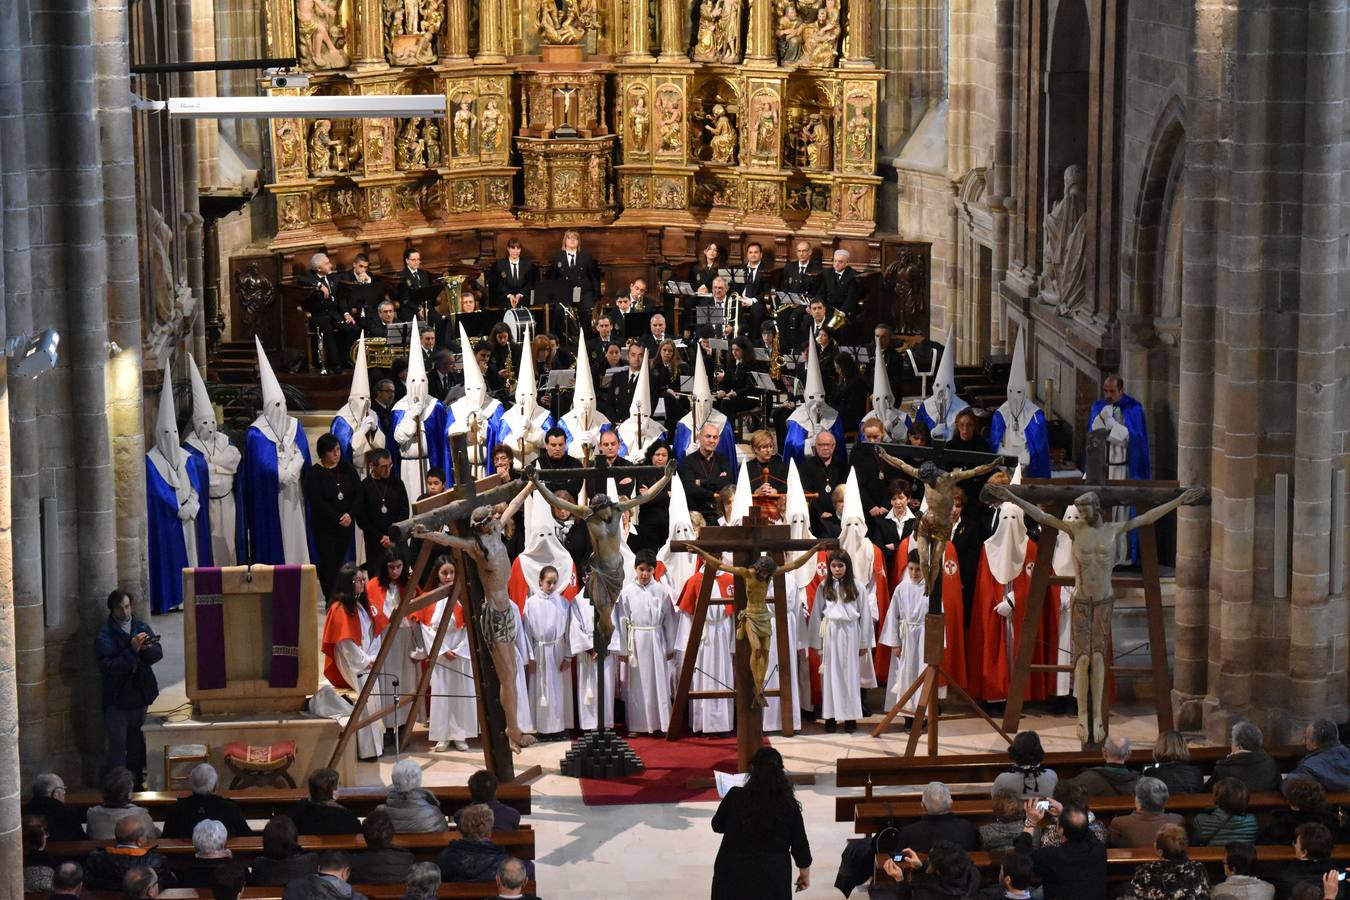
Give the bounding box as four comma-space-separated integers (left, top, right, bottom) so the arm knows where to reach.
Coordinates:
677, 588, 734, 734
422, 599, 478, 743
568, 597, 619, 730
617, 580, 677, 734
879, 575, 928, 715
761, 579, 808, 734
185, 431, 241, 565
332, 605, 385, 759
375, 582, 420, 730
523, 590, 575, 733
808, 579, 874, 722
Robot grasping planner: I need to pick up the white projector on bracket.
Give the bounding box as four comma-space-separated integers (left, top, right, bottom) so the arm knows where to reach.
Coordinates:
165, 94, 448, 119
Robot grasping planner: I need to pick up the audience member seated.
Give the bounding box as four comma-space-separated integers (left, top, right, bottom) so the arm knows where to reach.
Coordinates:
1210, 721, 1284, 793
22, 814, 55, 892
86, 766, 157, 841
1067, 734, 1140, 797
1144, 730, 1206, 796
439, 804, 529, 884
287, 767, 362, 836
1038, 780, 1108, 847
1259, 776, 1342, 847
978, 790, 1026, 852
880, 841, 981, 899
211, 861, 249, 900
178, 819, 234, 888
402, 861, 443, 900
454, 769, 522, 832
494, 857, 538, 900
49, 861, 84, 900
1122, 823, 1210, 900
84, 815, 174, 891
249, 815, 319, 886
895, 782, 980, 853
1191, 777, 1259, 846
1014, 799, 1107, 900
991, 730, 1058, 799
1211, 841, 1277, 900
375, 759, 449, 833
1275, 823, 1339, 900
24, 772, 86, 841
1290, 718, 1350, 792
162, 762, 253, 839
121, 865, 161, 900
1106, 776, 1182, 848
281, 849, 367, 900
348, 810, 414, 884
975, 851, 1035, 900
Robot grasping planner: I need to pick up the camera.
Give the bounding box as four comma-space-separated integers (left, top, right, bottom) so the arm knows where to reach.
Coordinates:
1034, 800, 1050, 814
265, 70, 310, 90
7, 330, 60, 378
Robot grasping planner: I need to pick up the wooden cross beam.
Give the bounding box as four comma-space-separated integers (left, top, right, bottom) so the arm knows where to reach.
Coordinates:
994, 478, 1210, 508
386, 474, 523, 542
534, 464, 670, 479
668, 513, 837, 772
873, 440, 1017, 470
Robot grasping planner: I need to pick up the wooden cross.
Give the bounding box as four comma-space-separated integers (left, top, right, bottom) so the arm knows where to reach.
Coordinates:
669, 507, 836, 773
984, 476, 1210, 746
326, 434, 524, 781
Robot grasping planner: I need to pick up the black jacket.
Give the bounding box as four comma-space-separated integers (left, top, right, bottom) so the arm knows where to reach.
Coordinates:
711, 786, 811, 900
679, 449, 733, 520
304, 461, 361, 537
778, 260, 822, 298
84, 847, 175, 891
249, 852, 319, 886
536, 453, 584, 497
1069, 764, 1141, 797
95, 615, 162, 709
738, 263, 772, 300
1275, 857, 1341, 900
1143, 761, 1205, 796
162, 792, 254, 839
490, 257, 538, 307
585, 456, 636, 502
349, 847, 416, 884
799, 453, 848, 533
1207, 749, 1283, 793
396, 267, 435, 319
285, 799, 362, 836
23, 796, 85, 841
1013, 829, 1108, 900
548, 249, 600, 302
438, 839, 519, 883
607, 367, 646, 422
896, 813, 980, 854
821, 266, 860, 315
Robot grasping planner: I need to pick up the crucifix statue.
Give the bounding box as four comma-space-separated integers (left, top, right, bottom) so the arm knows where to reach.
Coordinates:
984, 483, 1207, 744
685, 542, 829, 708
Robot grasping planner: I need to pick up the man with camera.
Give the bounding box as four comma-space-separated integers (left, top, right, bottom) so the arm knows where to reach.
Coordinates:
96, 590, 163, 791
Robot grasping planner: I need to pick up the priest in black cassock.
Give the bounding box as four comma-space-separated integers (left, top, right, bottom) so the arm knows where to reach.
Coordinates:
354, 449, 410, 574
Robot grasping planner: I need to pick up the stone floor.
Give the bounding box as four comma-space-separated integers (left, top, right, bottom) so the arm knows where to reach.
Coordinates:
148, 608, 1166, 899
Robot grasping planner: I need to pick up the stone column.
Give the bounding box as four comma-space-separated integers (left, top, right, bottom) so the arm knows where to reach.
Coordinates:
621, 0, 653, 61
475, 0, 507, 63
657, 0, 686, 62
988, 0, 1013, 355
442, 0, 471, 63
353, 0, 387, 67
744, 0, 775, 64
841, 0, 876, 67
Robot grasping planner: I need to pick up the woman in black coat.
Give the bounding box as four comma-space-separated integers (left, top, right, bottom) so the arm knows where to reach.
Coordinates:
829, 352, 868, 434
711, 747, 811, 899
630, 442, 673, 554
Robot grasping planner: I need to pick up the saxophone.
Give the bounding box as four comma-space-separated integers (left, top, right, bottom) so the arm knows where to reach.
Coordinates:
504, 345, 517, 395
769, 326, 784, 381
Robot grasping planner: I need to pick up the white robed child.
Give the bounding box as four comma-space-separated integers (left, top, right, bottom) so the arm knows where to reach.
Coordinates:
674, 561, 736, 735
419, 556, 479, 753
568, 592, 620, 730
760, 575, 809, 735
880, 550, 928, 718
320, 564, 386, 761
523, 566, 575, 740
807, 550, 874, 731
616, 550, 677, 734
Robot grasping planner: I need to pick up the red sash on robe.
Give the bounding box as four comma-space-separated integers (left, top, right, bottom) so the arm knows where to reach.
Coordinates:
883, 538, 967, 690
676, 559, 736, 618
321, 599, 389, 690
508, 561, 580, 612
966, 540, 1060, 702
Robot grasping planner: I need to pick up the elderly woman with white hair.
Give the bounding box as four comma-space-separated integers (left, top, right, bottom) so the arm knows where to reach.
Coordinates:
180, 819, 233, 888
162, 762, 252, 839
373, 760, 448, 833
894, 782, 981, 853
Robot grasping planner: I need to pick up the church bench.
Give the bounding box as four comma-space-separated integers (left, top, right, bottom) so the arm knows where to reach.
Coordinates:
24, 884, 537, 900
868, 845, 1350, 889
850, 791, 1350, 834
45, 826, 537, 871
835, 744, 1305, 794
60, 783, 531, 822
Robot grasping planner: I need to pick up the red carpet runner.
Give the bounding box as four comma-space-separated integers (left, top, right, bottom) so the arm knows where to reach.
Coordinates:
578, 735, 765, 806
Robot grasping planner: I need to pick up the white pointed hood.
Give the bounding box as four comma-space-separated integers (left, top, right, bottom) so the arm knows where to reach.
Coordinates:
186, 353, 217, 443
514, 323, 537, 420
519, 491, 574, 594
618, 348, 664, 461
348, 335, 373, 423
984, 466, 1030, 584
871, 336, 895, 416
657, 475, 698, 590
571, 330, 597, 423
1053, 504, 1081, 576
803, 332, 826, 408
1005, 329, 1028, 408
456, 324, 484, 411
785, 461, 816, 588
729, 461, 753, 525
154, 358, 187, 472
921, 325, 967, 432
691, 349, 714, 429
839, 469, 873, 591
629, 348, 654, 419
400, 318, 427, 407
255, 336, 292, 447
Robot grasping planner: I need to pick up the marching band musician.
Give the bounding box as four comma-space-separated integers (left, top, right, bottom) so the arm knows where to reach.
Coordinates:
490, 237, 538, 309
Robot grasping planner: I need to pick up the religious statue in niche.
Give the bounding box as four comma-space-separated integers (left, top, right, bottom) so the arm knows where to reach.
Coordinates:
276, 121, 303, 172
479, 99, 504, 154
801, 0, 841, 67
798, 113, 829, 169
1042, 164, 1088, 316
656, 89, 683, 153
236, 262, 276, 336
451, 97, 477, 158
280, 195, 307, 230
423, 120, 442, 166
750, 94, 780, 160
695, 104, 738, 164
297, 0, 349, 69
396, 118, 428, 169
846, 107, 872, 163
308, 120, 349, 176
539, 0, 597, 44
882, 246, 928, 334
775, 0, 840, 66
366, 121, 391, 170
382, 0, 441, 66
776, 4, 805, 64
628, 93, 650, 149
692, 0, 744, 64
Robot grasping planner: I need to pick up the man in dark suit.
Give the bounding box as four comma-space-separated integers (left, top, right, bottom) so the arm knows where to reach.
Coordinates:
606, 341, 646, 422
736, 241, 771, 338
490, 237, 538, 308
548, 230, 601, 336
396, 247, 435, 322
799, 430, 848, 535
679, 422, 733, 521
536, 428, 584, 495
337, 252, 387, 331
586, 429, 635, 500
592, 314, 620, 369
644, 312, 671, 357
822, 248, 861, 318
428, 349, 457, 402
298, 251, 353, 373
609, 296, 635, 342
778, 239, 822, 298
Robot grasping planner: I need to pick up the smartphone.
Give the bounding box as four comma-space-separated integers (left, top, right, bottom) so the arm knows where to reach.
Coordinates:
1034, 799, 1050, 814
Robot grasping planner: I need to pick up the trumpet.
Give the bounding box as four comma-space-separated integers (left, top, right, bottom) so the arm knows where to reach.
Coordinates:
825, 307, 849, 332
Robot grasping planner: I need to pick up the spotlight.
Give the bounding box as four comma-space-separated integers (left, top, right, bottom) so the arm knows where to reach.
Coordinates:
6, 329, 60, 378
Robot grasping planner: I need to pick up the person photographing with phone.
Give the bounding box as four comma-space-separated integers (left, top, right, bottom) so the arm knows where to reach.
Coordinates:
96, 589, 164, 791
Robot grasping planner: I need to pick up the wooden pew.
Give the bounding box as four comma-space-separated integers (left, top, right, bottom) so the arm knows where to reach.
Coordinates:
46, 827, 537, 874
836, 745, 1306, 794
59, 783, 531, 824
25, 885, 537, 900
850, 791, 1350, 834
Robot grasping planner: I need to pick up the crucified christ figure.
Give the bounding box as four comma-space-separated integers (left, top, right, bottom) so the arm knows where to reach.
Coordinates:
876, 448, 1002, 609
687, 545, 830, 708
526, 460, 678, 648
411, 482, 536, 750
984, 483, 1207, 744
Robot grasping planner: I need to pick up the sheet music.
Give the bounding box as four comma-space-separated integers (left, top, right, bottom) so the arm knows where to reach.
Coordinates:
714, 771, 748, 797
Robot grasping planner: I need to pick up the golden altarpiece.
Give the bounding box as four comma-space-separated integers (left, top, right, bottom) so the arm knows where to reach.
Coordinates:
260, 0, 884, 246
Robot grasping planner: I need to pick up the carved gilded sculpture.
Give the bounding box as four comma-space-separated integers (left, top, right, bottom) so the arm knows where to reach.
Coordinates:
397, 118, 427, 169
308, 119, 341, 175
801, 113, 829, 169
702, 104, 738, 164
423, 120, 442, 166
277, 121, 303, 173
383, 0, 440, 65
801, 0, 840, 67
1043, 164, 1088, 316
452, 98, 476, 157
629, 94, 650, 149
750, 94, 780, 160
297, 0, 349, 69
656, 89, 682, 153
846, 108, 871, 162
540, 0, 595, 44
692, 0, 743, 64
776, 4, 805, 64
480, 99, 504, 154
